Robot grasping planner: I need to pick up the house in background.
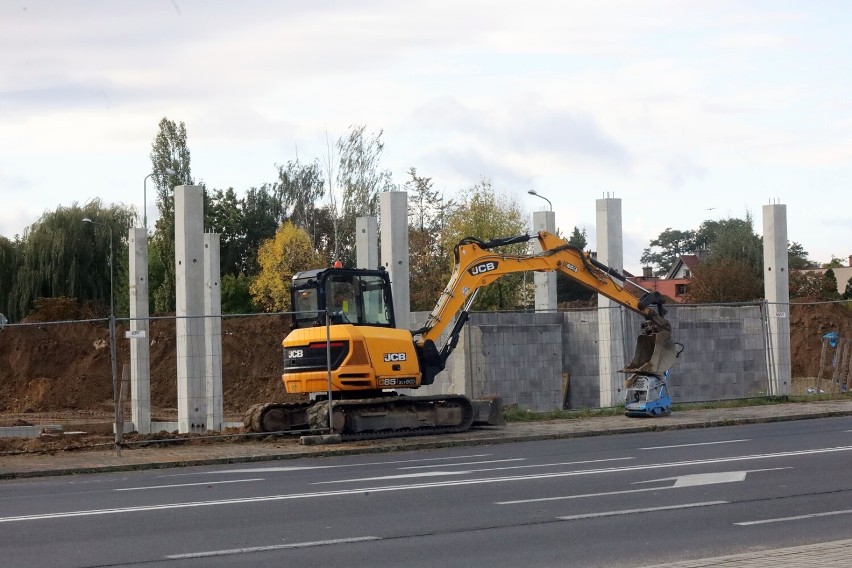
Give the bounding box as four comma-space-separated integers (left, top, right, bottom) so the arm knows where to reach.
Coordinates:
793, 255, 852, 295
628, 254, 703, 303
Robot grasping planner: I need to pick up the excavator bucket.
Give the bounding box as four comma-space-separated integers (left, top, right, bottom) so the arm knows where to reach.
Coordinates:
471, 396, 505, 426
622, 330, 677, 376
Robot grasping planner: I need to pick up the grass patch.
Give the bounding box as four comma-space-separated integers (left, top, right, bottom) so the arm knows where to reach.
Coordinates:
503, 405, 624, 422
502, 392, 852, 423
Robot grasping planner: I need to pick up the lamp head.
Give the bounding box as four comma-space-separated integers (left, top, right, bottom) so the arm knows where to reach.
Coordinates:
82, 218, 92, 224
528, 189, 538, 196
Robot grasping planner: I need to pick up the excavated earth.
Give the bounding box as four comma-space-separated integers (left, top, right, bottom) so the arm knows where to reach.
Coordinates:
1, 300, 850, 452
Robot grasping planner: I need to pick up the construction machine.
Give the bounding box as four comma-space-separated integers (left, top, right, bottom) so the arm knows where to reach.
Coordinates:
245, 231, 679, 438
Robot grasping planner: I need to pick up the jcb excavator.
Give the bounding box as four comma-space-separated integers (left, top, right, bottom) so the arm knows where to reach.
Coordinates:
245, 231, 679, 438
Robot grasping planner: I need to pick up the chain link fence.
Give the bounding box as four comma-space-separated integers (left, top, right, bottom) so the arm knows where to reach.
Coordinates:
1, 300, 850, 440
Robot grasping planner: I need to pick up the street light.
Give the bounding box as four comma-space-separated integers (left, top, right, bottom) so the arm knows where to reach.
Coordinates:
83, 217, 121, 454
527, 189, 552, 211
143, 167, 176, 229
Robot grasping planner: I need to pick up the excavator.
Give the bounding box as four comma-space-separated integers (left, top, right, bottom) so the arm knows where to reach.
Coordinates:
244, 231, 679, 438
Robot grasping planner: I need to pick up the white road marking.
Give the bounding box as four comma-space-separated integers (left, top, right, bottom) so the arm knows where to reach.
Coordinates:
639, 439, 750, 450
316, 471, 471, 483
499, 486, 663, 504
398, 458, 526, 469
203, 454, 494, 474
3, 446, 850, 524
397, 457, 630, 471
497, 469, 784, 504
166, 536, 381, 559
736, 509, 852, 526
115, 479, 264, 491
556, 501, 727, 520
633, 468, 789, 488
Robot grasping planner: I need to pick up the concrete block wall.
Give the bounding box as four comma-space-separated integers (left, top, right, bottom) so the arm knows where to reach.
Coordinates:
410, 303, 771, 411
562, 309, 602, 409
665, 305, 769, 402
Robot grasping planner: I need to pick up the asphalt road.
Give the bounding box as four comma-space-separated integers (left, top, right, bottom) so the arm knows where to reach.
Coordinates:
3, 416, 852, 568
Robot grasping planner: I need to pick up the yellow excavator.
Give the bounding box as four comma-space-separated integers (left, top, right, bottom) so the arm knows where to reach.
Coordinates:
245, 231, 679, 438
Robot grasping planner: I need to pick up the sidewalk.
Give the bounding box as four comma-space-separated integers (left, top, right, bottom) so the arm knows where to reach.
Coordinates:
3, 398, 852, 479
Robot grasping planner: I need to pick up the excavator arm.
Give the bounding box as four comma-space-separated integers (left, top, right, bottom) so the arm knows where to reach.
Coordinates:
413, 231, 676, 384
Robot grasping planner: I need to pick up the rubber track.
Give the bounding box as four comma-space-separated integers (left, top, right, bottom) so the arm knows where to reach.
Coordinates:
330, 394, 475, 441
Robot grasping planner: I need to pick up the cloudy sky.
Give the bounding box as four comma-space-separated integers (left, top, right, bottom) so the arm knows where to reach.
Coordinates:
2, 0, 850, 273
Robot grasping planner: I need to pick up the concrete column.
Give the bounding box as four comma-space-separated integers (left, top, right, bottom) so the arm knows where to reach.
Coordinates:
128, 228, 151, 434
532, 210, 557, 311
356, 216, 378, 269
204, 233, 224, 431
596, 196, 626, 408
174, 185, 207, 433
763, 203, 792, 396
380, 191, 410, 329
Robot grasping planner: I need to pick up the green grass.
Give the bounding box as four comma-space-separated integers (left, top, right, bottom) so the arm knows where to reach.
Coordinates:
502, 392, 852, 423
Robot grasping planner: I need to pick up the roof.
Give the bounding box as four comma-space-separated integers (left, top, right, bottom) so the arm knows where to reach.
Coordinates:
665, 253, 702, 279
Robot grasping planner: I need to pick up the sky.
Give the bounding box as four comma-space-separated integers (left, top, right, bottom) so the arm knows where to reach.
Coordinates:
2, 0, 850, 274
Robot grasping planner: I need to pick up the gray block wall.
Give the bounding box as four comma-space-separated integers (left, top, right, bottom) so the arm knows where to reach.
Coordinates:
409, 303, 771, 411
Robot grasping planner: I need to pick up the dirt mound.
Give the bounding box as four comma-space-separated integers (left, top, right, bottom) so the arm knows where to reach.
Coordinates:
790, 302, 852, 378
0, 312, 303, 415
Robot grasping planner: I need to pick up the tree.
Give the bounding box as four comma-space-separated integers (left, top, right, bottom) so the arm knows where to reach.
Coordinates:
9, 200, 134, 319
221, 273, 256, 314
274, 158, 325, 246
335, 124, 394, 265
788, 241, 817, 270
640, 228, 697, 276
704, 214, 762, 279
239, 185, 282, 275
685, 257, 763, 303
406, 168, 452, 311
249, 222, 325, 312
790, 270, 841, 301
149, 117, 192, 313
205, 187, 244, 277
0, 235, 20, 318
323, 130, 340, 262
441, 179, 528, 310
557, 227, 595, 304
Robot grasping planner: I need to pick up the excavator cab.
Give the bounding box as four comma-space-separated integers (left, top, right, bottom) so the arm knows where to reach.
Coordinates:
291, 268, 396, 329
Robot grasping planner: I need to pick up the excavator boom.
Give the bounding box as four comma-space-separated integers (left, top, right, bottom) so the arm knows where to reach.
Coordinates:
413, 231, 676, 383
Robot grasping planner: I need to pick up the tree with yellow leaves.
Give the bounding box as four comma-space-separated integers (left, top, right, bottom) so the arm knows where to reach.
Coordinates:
249, 222, 325, 312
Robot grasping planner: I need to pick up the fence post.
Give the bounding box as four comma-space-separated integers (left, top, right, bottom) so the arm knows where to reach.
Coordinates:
109, 314, 122, 456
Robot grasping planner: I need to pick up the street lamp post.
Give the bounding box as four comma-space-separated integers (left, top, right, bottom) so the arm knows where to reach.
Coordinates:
83, 217, 121, 455
527, 189, 553, 211
143, 168, 176, 230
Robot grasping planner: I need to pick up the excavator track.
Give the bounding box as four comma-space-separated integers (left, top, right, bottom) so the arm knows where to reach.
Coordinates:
244, 394, 476, 439
309, 394, 476, 440
243, 401, 313, 433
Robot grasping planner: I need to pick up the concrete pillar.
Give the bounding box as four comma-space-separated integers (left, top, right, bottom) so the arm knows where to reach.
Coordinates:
763, 203, 792, 396
204, 233, 224, 431
174, 185, 207, 433
532, 210, 557, 311
356, 216, 378, 269
596, 196, 626, 408
380, 191, 410, 329
128, 228, 151, 434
